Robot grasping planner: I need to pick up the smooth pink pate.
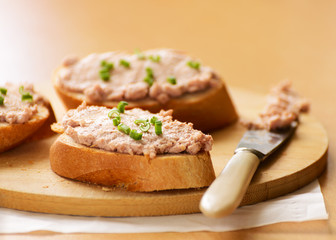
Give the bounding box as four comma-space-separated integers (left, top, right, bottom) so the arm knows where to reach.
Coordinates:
60, 102, 213, 158
243, 80, 310, 131
0, 83, 47, 124
56, 49, 222, 104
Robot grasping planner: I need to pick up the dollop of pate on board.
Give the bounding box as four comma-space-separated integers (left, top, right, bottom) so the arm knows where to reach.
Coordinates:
57, 49, 222, 104
242, 80, 310, 131
0, 83, 47, 124
58, 102, 213, 159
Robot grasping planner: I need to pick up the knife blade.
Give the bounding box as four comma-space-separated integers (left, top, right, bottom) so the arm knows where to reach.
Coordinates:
199, 121, 297, 218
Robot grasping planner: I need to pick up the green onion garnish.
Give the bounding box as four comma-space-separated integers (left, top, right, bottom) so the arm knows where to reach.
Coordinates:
19, 86, 33, 102
100, 60, 114, 81
117, 101, 128, 113
150, 116, 158, 125
108, 108, 122, 126
134, 119, 150, 132
99, 70, 110, 81
0, 95, 4, 105
21, 93, 33, 102
154, 120, 162, 135
101, 60, 107, 67
134, 49, 146, 60
144, 76, 154, 86
149, 55, 161, 63
101, 61, 114, 71
130, 129, 143, 140
144, 67, 155, 86
134, 119, 147, 125
187, 61, 200, 70
146, 67, 154, 78
118, 123, 131, 135
108, 109, 120, 119
119, 59, 130, 68
0, 88, 7, 95
112, 116, 121, 126
166, 76, 177, 85
19, 86, 25, 95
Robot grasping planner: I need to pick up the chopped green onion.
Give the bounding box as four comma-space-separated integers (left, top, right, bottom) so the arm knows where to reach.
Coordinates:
19, 86, 25, 95
0, 95, 4, 105
0, 88, 7, 95
139, 124, 150, 132
21, 93, 33, 102
146, 67, 154, 78
144, 76, 154, 86
117, 101, 128, 113
101, 60, 114, 71
130, 129, 143, 140
134, 49, 146, 60
149, 55, 161, 63
99, 70, 110, 81
100, 60, 114, 81
187, 60, 200, 70
144, 67, 155, 86
19, 86, 33, 102
119, 59, 131, 68
134, 119, 150, 132
154, 120, 162, 135
108, 109, 120, 119
134, 119, 147, 125
166, 76, 177, 85
118, 123, 131, 135
101, 60, 107, 66
150, 116, 158, 125
112, 116, 121, 126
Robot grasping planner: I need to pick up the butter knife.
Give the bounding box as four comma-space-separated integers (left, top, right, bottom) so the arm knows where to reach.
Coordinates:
200, 122, 297, 218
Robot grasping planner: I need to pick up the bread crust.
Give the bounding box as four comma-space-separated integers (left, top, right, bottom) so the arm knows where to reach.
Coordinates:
0, 105, 50, 153
26, 100, 57, 141
53, 69, 238, 132
50, 134, 216, 192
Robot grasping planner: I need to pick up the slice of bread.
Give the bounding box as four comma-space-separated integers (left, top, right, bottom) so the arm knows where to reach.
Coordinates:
25, 100, 57, 141
0, 105, 50, 152
50, 134, 216, 192
52, 49, 238, 132
0, 83, 57, 152
49, 102, 216, 192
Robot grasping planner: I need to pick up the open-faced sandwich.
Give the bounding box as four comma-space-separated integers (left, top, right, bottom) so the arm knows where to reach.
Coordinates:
53, 49, 238, 132
0, 83, 56, 152
50, 101, 216, 192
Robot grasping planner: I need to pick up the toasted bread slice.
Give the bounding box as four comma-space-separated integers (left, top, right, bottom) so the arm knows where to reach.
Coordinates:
0, 105, 50, 153
25, 99, 57, 141
50, 134, 216, 192
0, 83, 57, 152
53, 49, 238, 132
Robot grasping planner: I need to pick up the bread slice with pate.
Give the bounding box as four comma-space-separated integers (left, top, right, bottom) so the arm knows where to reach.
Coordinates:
53, 49, 238, 132
50, 102, 216, 192
0, 83, 56, 152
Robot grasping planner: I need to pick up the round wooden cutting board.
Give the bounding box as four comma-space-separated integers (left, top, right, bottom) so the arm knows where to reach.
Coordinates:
0, 88, 328, 217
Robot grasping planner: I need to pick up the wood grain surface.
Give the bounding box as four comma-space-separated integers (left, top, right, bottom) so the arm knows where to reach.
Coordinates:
0, 88, 328, 217
1, 0, 336, 239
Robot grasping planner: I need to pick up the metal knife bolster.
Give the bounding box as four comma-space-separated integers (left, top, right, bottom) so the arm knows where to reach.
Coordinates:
234, 147, 265, 161
234, 122, 298, 162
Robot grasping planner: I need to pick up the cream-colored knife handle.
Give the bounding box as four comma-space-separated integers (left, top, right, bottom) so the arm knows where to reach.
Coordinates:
200, 150, 260, 218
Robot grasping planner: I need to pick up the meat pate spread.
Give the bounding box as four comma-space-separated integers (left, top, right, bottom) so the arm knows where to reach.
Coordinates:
243, 80, 310, 131
60, 102, 213, 158
0, 83, 47, 124
57, 49, 222, 104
